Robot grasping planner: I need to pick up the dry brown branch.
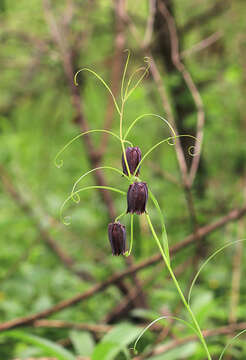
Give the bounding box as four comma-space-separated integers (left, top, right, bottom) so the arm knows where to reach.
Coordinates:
34, 320, 111, 333
143, 0, 156, 48
99, 0, 126, 155
158, 0, 205, 186
181, 31, 223, 58
1, 203, 246, 331
34, 319, 163, 334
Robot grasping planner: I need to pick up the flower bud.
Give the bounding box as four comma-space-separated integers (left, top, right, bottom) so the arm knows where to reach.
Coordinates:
122, 146, 141, 176
127, 182, 148, 214
108, 222, 126, 256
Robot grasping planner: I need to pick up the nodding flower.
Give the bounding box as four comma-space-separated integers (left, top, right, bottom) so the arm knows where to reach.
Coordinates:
108, 222, 126, 256
122, 146, 141, 176
127, 182, 148, 214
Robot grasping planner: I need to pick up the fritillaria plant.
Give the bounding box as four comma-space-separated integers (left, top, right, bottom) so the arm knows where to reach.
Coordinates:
54, 51, 224, 359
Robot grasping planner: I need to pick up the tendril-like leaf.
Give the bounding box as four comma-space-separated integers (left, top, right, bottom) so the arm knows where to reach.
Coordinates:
188, 238, 246, 305
71, 166, 129, 203
121, 49, 131, 103
74, 68, 121, 115
124, 57, 150, 101
134, 134, 198, 176
219, 329, 246, 360
132, 315, 198, 355
124, 113, 176, 142
54, 130, 132, 168
60, 185, 126, 225
188, 144, 198, 157
124, 66, 146, 100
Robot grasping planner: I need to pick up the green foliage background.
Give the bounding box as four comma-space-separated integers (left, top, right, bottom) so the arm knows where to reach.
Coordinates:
1, 0, 246, 359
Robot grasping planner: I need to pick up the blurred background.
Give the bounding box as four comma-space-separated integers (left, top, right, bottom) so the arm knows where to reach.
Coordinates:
1, 0, 246, 359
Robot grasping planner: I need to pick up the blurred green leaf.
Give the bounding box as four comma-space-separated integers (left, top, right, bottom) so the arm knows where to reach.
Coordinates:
69, 330, 95, 356
0, 330, 76, 360
92, 323, 141, 360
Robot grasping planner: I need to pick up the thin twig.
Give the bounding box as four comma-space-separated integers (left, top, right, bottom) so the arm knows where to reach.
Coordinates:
181, 31, 223, 58
34, 320, 111, 333
143, 0, 156, 48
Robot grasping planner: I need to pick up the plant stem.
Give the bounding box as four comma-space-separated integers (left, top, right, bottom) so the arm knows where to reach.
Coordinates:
146, 213, 212, 360
148, 189, 170, 264
128, 214, 134, 256
115, 211, 127, 223
120, 100, 131, 178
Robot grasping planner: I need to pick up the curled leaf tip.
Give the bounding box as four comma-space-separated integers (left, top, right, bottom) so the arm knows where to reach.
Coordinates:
129, 347, 137, 355
71, 193, 80, 204
63, 216, 71, 226
167, 137, 176, 146
54, 158, 64, 169
74, 68, 85, 86
188, 145, 197, 157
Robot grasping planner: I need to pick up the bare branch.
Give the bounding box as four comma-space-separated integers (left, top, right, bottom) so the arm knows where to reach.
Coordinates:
143, 0, 156, 48
181, 31, 223, 58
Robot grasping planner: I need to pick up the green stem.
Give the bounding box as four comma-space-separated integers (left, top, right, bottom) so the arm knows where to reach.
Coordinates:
115, 211, 126, 223
146, 213, 212, 360
148, 189, 170, 265
125, 214, 134, 257
120, 101, 131, 178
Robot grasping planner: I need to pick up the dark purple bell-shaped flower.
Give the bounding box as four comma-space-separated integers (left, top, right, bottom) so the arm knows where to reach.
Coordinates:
108, 222, 126, 256
127, 182, 148, 214
122, 146, 141, 176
